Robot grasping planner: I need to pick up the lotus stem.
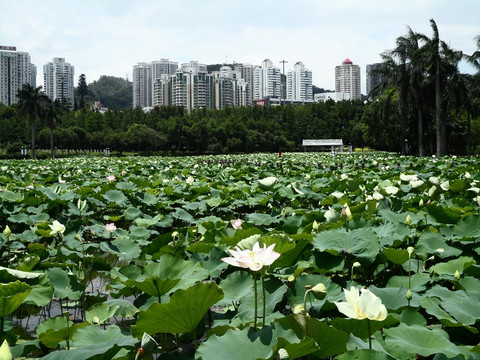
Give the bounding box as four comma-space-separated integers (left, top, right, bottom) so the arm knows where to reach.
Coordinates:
408, 256, 412, 307
368, 319, 372, 350
253, 272, 258, 329
64, 311, 70, 350
193, 329, 197, 350
262, 275, 266, 327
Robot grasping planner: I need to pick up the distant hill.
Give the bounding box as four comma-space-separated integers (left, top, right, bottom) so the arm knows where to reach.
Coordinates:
75, 76, 132, 109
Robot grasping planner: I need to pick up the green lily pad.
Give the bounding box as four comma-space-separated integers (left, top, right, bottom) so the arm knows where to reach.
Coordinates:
384, 323, 463, 358
132, 282, 223, 336
103, 190, 128, 206
40, 324, 137, 360
313, 227, 380, 262
86, 303, 120, 325
0, 281, 32, 317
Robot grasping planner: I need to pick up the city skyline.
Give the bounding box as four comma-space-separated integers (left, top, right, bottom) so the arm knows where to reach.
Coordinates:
1, 0, 479, 94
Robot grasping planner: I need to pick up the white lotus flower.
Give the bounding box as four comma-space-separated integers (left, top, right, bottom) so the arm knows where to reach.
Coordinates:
331, 191, 344, 199
49, 220, 66, 236
335, 286, 387, 321
104, 223, 117, 232
221, 241, 280, 271
232, 219, 242, 230
324, 207, 338, 223
186, 176, 194, 185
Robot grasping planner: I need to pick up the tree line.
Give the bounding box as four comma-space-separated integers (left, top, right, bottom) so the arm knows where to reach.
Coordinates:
0, 19, 479, 158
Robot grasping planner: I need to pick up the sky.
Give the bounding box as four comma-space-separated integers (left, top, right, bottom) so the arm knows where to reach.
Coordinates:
1, 0, 479, 94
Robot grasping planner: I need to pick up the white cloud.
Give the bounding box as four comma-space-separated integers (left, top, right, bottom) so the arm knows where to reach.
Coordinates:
1, 0, 478, 93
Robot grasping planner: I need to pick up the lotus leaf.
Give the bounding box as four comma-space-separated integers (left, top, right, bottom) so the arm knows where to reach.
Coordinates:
384, 323, 464, 358
313, 227, 380, 262
132, 282, 223, 336
0, 281, 32, 317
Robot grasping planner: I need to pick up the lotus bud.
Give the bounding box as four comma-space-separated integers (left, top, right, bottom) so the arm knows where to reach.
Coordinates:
3, 225, 11, 238
312, 220, 319, 231
407, 246, 414, 257
140, 332, 158, 351
310, 283, 327, 300
419, 199, 424, 207
406, 289, 412, 301
455, 270, 460, 280
277, 348, 289, 360
405, 215, 412, 225
293, 304, 305, 315
77, 198, 87, 211
342, 205, 352, 221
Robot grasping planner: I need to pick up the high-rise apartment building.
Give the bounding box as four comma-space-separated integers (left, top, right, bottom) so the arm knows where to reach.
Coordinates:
234, 63, 255, 106
212, 66, 249, 109
253, 59, 281, 100
43, 57, 75, 106
132, 62, 152, 108
0, 45, 36, 105
287, 61, 313, 101
335, 58, 361, 100
366, 63, 384, 96
169, 62, 213, 113
151, 59, 178, 106
151, 59, 178, 80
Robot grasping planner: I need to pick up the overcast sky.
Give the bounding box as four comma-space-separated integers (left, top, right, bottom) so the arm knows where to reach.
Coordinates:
2, 0, 479, 94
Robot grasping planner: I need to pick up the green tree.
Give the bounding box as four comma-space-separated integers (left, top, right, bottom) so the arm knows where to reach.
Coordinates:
16, 84, 48, 159
418, 19, 443, 157
77, 74, 88, 108
42, 99, 62, 158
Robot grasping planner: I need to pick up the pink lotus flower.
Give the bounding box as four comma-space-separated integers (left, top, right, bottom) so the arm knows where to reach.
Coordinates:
121, 170, 126, 176
222, 241, 280, 271
232, 219, 242, 230
104, 223, 117, 232
107, 175, 116, 182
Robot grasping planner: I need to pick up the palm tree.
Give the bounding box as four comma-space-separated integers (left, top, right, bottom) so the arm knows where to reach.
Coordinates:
16, 84, 48, 160
372, 29, 416, 155
417, 19, 443, 157
42, 99, 62, 159
402, 27, 427, 157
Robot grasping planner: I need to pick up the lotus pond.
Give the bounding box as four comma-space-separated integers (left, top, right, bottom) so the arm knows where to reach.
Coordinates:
1, 152, 480, 359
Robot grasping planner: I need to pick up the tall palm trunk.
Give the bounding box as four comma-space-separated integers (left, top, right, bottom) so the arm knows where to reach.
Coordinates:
435, 67, 442, 157
417, 107, 424, 157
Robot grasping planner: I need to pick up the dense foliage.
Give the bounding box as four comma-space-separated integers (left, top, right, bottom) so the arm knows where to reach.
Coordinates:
74, 76, 132, 110
0, 153, 480, 359
369, 20, 480, 157
2, 98, 480, 158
